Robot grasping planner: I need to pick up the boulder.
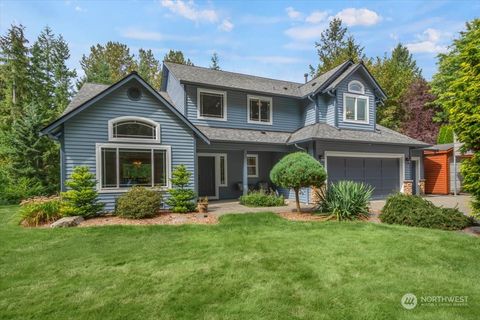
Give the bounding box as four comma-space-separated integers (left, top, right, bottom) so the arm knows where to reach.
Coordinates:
50, 216, 84, 228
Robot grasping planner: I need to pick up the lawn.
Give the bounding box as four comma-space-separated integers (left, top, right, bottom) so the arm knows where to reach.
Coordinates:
1, 206, 479, 320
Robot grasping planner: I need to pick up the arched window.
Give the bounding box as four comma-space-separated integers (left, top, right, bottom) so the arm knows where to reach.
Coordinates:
108, 117, 160, 142
348, 80, 365, 94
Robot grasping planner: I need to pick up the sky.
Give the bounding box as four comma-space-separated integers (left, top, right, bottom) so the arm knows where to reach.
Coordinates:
1, 0, 479, 83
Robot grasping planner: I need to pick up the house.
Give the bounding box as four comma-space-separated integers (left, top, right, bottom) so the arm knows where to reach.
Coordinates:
424, 143, 473, 195
41, 59, 429, 211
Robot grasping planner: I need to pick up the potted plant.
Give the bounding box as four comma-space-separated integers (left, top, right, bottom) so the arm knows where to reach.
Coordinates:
197, 197, 208, 216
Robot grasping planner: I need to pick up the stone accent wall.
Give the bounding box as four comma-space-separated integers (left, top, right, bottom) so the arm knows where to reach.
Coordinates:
403, 180, 413, 195
419, 179, 426, 195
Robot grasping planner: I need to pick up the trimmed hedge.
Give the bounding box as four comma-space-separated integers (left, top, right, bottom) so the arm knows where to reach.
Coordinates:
239, 190, 285, 207
116, 187, 162, 219
379, 193, 472, 230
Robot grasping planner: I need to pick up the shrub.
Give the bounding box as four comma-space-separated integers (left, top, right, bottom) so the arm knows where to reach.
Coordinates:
239, 190, 285, 207
0, 176, 46, 205
437, 125, 454, 144
166, 165, 196, 213
316, 181, 373, 220
20, 196, 62, 226
461, 154, 480, 217
379, 193, 473, 230
270, 152, 326, 212
61, 166, 104, 218
116, 186, 162, 219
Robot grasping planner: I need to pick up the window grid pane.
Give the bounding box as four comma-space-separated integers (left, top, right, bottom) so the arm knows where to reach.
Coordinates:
260, 101, 270, 122
250, 99, 260, 121
247, 156, 257, 176
357, 98, 367, 121
345, 96, 356, 120
154, 150, 167, 187
119, 149, 152, 188
113, 121, 156, 139
219, 156, 226, 185
101, 148, 117, 188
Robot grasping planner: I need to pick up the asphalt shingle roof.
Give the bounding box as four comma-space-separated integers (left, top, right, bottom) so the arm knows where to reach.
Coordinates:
287, 123, 429, 146
62, 83, 109, 115
196, 126, 291, 144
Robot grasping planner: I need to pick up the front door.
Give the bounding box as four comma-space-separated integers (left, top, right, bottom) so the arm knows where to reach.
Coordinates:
198, 156, 216, 198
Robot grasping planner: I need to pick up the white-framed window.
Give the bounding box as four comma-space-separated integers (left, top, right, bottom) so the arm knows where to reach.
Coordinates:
343, 93, 369, 124
219, 154, 227, 186
247, 95, 272, 125
348, 80, 365, 94
197, 88, 227, 121
247, 154, 258, 178
96, 143, 171, 192
108, 116, 160, 143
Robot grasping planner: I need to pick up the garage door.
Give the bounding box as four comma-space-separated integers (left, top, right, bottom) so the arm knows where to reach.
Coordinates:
327, 156, 400, 199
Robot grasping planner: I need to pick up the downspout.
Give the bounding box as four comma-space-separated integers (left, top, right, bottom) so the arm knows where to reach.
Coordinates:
294, 143, 306, 151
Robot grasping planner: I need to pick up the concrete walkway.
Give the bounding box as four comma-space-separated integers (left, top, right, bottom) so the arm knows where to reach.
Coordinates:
370, 194, 473, 215
207, 199, 314, 216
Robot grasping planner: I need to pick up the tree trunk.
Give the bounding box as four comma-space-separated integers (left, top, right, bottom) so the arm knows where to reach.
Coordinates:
294, 188, 301, 213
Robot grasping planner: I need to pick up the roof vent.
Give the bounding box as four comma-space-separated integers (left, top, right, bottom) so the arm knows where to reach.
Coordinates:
283, 86, 288, 90
261, 131, 266, 134
311, 82, 317, 87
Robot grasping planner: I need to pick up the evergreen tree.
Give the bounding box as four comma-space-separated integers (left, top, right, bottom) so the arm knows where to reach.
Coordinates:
79, 41, 136, 86
400, 78, 440, 144
166, 165, 196, 213
52, 35, 76, 114
137, 48, 162, 89
310, 18, 365, 76
163, 49, 194, 65
0, 24, 30, 129
370, 44, 422, 130
210, 52, 220, 70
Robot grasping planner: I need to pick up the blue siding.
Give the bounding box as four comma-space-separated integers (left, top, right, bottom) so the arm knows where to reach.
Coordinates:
63, 78, 196, 211
326, 95, 336, 127
185, 85, 303, 132
303, 99, 316, 126
165, 71, 185, 114
317, 94, 328, 123
336, 71, 376, 131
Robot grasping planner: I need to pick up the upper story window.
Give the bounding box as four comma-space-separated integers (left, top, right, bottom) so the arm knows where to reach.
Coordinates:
108, 116, 160, 143
348, 80, 365, 94
343, 93, 369, 124
247, 95, 272, 125
197, 88, 227, 121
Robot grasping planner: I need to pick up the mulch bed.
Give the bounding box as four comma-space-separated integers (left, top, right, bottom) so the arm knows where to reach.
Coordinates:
278, 211, 381, 223
79, 212, 218, 227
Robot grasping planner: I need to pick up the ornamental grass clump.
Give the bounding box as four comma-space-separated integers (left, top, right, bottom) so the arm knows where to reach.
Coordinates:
316, 181, 373, 221
20, 195, 62, 226
239, 189, 285, 207
116, 186, 162, 219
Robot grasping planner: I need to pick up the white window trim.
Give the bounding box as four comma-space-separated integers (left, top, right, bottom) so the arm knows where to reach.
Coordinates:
247, 154, 259, 178
108, 116, 161, 143
343, 93, 369, 124
324, 151, 405, 193
197, 153, 228, 200
197, 88, 227, 121
411, 156, 421, 195
95, 143, 171, 193
348, 80, 365, 94
247, 95, 273, 125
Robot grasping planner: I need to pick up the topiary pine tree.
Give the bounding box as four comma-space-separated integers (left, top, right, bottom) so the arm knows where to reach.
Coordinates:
270, 152, 327, 213
166, 164, 196, 213
61, 166, 104, 217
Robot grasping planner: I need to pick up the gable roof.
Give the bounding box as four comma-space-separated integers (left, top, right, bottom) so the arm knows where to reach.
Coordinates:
40, 73, 210, 144
298, 60, 353, 96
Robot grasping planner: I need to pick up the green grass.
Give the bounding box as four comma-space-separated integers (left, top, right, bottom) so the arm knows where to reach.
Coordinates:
1, 206, 479, 320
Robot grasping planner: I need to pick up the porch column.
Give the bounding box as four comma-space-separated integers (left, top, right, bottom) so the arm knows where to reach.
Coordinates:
242, 149, 248, 196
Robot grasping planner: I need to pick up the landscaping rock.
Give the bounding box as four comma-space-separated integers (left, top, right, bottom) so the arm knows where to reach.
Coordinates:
50, 216, 84, 228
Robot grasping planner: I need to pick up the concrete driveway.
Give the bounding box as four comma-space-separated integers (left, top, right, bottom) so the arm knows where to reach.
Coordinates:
370, 194, 473, 215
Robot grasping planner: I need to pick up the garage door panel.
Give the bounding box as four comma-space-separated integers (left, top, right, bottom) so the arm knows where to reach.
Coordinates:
327, 155, 400, 199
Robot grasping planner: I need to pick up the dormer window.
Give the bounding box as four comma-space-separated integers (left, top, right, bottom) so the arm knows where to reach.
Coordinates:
108, 116, 160, 143
348, 80, 365, 94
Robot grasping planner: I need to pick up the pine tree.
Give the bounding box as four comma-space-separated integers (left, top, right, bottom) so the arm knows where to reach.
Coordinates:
79, 41, 136, 86
52, 35, 76, 114
0, 24, 30, 129
310, 18, 365, 76
210, 52, 220, 70
138, 48, 162, 89
166, 165, 196, 213
163, 49, 194, 66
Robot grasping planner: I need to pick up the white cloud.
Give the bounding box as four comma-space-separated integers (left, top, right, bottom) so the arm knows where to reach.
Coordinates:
286, 7, 302, 20
160, 0, 218, 23
306, 11, 328, 24
284, 24, 326, 41
218, 19, 234, 32
74, 5, 86, 12
248, 55, 304, 64
121, 27, 203, 42
335, 8, 382, 26
406, 28, 448, 53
